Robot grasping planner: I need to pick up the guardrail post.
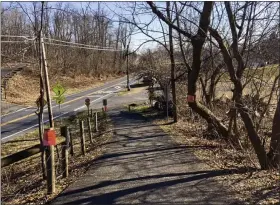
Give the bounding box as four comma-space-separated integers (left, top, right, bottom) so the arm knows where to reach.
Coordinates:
69, 128, 74, 156
87, 117, 93, 144
60, 126, 69, 178
94, 112, 98, 132
79, 120, 85, 155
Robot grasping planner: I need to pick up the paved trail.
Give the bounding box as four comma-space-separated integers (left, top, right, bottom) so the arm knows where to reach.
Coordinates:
51, 109, 241, 205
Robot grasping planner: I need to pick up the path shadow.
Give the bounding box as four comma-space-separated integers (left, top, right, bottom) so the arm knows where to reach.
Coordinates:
52, 167, 251, 205
51, 110, 249, 205
130, 83, 147, 88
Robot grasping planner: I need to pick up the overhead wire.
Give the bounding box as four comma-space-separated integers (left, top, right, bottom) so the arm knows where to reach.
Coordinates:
1, 35, 123, 51
1, 35, 36, 41
44, 37, 115, 49
1, 40, 34, 43
43, 41, 123, 52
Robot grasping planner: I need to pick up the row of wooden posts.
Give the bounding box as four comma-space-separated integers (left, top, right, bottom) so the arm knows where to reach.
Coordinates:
46, 111, 100, 194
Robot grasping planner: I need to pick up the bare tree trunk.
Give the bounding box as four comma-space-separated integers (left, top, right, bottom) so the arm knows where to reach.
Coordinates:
148, 1, 228, 137
268, 97, 280, 167
167, 2, 177, 122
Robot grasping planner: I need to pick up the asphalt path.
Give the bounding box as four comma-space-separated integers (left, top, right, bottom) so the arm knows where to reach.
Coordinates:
1, 76, 136, 142
51, 110, 241, 205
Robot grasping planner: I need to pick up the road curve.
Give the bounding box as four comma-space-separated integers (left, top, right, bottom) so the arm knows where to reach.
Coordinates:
1, 76, 135, 142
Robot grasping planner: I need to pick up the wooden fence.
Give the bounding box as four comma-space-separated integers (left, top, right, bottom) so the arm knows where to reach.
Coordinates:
1, 109, 103, 194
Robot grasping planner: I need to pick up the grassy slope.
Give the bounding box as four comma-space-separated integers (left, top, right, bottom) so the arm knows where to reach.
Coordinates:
4, 64, 122, 106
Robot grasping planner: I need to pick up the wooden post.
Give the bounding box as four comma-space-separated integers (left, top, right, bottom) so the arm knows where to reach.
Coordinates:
126, 45, 130, 91
87, 117, 93, 144
46, 145, 55, 194
60, 126, 69, 178
79, 120, 85, 155
37, 34, 47, 180
69, 129, 74, 156
166, 83, 169, 122
40, 31, 54, 128
94, 112, 98, 132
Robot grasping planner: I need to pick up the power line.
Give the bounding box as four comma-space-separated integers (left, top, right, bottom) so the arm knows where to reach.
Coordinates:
1, 35, 36, 41
1, 35, 121, 50
43, 41, 123, 52
44, 37, 115, 49
1, 40, 34, 43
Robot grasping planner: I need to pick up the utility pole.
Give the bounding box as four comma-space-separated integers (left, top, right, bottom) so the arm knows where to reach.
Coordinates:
40, 30, 56, 194
40, 31, 54, 128
126, 45, 130, 91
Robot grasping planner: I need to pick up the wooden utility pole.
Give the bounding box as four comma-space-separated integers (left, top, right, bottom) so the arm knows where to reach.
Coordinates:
46, 143, 55, 194
40, 31, 54, 128
36, 33, 47, 180
40, 30, 55, 194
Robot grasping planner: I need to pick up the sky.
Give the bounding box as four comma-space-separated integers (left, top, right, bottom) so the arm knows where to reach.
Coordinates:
1, 1, 165, 53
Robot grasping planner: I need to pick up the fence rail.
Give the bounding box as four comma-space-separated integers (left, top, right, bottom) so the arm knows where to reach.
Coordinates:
1, 139, 65, 168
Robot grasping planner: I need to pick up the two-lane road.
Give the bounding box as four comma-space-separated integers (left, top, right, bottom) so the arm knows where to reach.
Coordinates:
1, 76, 135, 142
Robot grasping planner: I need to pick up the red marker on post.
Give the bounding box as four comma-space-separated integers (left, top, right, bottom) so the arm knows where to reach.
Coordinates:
85, 98, 91, 116
103, 99, 107, 112
43, 128, 56, 146
187, 95, 196, 103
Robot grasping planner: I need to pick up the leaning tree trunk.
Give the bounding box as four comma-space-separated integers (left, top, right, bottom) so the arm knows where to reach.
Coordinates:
148, 1, 228, 137
208, 25, 269, 169
186, 2, 229, 138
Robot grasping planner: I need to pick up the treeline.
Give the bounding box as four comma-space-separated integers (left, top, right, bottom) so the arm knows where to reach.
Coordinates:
1, 2, 133, 76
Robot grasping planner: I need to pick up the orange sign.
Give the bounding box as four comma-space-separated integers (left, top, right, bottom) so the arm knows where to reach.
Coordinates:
187, 95, 196, 103
43, 128, 56, 146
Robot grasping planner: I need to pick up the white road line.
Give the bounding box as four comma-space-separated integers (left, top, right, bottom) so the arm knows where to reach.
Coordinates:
61, 105, 70, 109
73, 87, 123, 112
2, 79, 128, 117
64, 77, 126, 98
2, 79, 132, 140
74, 105, 86, 112
2, 110, 72, 140
86, 95, 103, 98
1, 106, 33, 117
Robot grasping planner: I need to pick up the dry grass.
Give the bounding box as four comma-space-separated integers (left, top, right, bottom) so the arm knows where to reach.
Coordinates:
5, 64, 122, 106
118, 86, 147, 96
1, 110, 113, 205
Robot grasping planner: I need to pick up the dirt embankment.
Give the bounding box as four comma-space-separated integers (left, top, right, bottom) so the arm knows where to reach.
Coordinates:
4, 64, 123, 106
